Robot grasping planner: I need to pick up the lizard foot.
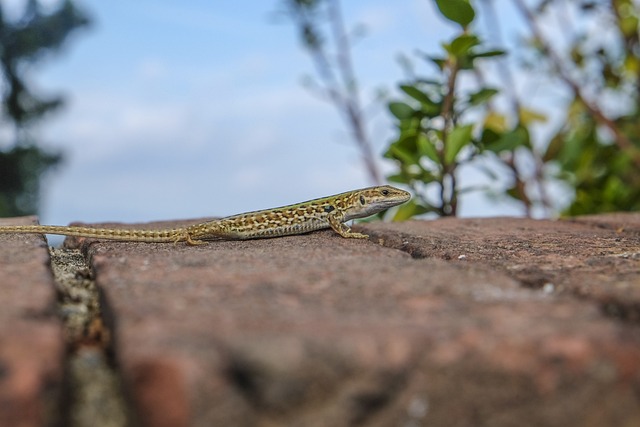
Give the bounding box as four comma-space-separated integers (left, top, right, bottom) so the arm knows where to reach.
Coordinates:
343, 232, 369, 239
171, 231, 206, 246
185, 234, 207, 246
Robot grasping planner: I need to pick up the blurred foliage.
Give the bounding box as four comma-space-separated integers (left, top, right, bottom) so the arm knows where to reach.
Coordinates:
0, 0, 89, 217
0, 145, 61, 216
536, 0, 640, 214
385, 0, 640, 218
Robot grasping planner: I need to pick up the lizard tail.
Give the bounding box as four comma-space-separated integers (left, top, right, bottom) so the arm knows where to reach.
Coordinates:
0, 225, 186, 243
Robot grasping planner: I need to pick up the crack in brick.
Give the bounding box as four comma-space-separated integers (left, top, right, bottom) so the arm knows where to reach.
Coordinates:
49, 248, 130, 427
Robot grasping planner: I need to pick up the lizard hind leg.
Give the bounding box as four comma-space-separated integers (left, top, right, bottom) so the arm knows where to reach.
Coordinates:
171, 230, 206, 246
183, 222, 227, 245
185, 234, 207, 246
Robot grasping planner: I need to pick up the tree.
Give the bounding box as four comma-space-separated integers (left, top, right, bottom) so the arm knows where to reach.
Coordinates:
387, 0, 640, 218
0, 0, 90, 216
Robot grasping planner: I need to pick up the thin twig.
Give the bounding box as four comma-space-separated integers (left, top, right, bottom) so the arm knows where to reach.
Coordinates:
479, 0, 552, 217
286, 0, 382, 184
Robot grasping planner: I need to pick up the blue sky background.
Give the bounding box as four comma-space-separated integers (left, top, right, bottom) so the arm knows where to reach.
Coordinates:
5, 0, 540, 228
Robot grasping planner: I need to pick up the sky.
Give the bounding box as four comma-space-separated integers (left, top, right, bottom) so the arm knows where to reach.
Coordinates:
6, 0, 534, 229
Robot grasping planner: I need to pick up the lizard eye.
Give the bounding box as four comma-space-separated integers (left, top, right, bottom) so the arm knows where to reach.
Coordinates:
381, 189, 389, 196
359, 195, 366, 205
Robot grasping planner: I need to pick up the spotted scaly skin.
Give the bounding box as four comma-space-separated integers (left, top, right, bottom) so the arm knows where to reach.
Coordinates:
0, 186, 411, 245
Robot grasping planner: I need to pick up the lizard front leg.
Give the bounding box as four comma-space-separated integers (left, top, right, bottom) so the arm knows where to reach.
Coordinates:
327, 212, 369, 239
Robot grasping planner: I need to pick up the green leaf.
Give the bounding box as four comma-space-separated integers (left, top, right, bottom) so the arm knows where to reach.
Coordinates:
505, 186, 522, 201
387, 173, 408, 184
400, 85, 432, 104
468, 88, 499, 106
418, 168, 438, 182
417, 133, 439, 163
395, 132, 419, 153
480, 128, 501, 148
428, 56, 447, 71
400, 85, 441, 116
445, 124, 473, 164
413, 77, 443, 86
421, 102, 442, 118
391, 199, 431, 221
387, 144, 419, 166
470, 49, 506, 59
455, 49, 505, 71
446, 34, 480, 56
543, 133, 564, 162
434, 0, 475, 27
388, 102, 415, 120
397, 116, 421, 134
483, 112, 508, 133
389, 165, 437, 184
485, 126, 530, 153
518, 107, 547, 125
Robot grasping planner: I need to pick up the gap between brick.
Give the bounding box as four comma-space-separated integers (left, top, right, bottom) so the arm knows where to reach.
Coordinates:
49, 247, 130, 427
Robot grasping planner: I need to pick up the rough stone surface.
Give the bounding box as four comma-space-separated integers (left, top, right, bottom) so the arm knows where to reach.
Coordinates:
366, 215, 640, 320
59, 216, 640, 427
0, 216, 64, 427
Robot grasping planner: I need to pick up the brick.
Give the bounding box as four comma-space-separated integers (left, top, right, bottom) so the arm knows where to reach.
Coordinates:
68, 217, 640, 427
0, 216, 65, 427
366, 217, 640, 319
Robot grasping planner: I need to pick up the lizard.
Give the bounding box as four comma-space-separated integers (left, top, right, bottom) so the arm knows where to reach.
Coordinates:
0, 185, 410, 245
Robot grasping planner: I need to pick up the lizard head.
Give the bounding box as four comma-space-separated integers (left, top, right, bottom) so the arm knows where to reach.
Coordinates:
344, 185, 411, 220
